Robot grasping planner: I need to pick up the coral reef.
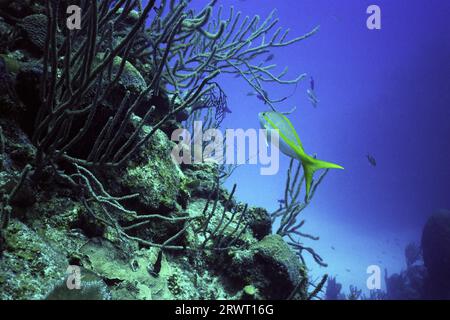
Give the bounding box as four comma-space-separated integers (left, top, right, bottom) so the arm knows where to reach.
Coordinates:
271, 158, 328, 266
404, 242, 422, 268
324, 276, 343, 300
383, 210, 450, 300
367, 210, 450, 300
384, 265, 427, 300
421, 210, 450, 299
0, 0, 324, 300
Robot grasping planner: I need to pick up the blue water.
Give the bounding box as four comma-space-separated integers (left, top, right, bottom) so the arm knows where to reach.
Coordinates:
185, 0, 450, 296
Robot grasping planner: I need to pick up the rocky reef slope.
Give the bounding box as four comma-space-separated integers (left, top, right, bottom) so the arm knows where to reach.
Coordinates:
0, 1, 308, 300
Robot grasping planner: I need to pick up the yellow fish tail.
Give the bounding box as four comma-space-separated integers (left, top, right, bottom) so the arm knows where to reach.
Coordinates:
302, 155, 344, 199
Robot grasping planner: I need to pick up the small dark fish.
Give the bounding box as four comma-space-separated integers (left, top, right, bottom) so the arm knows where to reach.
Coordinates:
310, 76, 315, 91
247, 92, 256, 96
265, 54, 275, 62
346, 268, 351, 273
277, 199, 285, 209
148, 250, 163, 277
331, 246, 336, 250
223, 105, 232, 114
367, 154, 377, 167
234, 73, 240, 78
256, 89, 269, 104
307, 89, 318, 108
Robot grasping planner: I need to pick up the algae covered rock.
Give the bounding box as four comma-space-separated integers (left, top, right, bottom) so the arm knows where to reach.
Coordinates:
109, 56, 147, 95
0, 56, 19, 118
228, 234, 306, 299
0, 17, 13, 44
182, 162, 230, 201
184, 198, 257, 251
77, 239, 165, 300
45, 268, 111, 300
246, 207, 272, 240
75, 238, 232, 300
0, 220, 68, 299
90, 54, 148, 108
0, 0, 45, 18
118, 124, 189, 213
0, 118, 36, 174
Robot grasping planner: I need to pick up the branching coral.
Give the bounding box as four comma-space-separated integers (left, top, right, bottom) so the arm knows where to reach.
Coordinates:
195, 181, 250, 251
184, 82, 229, 128
0, 163, 31, 254
324, 276, 343, 300
68, 163, 249, 253
307, 274, 328, 300
347, 285, 362, 300
67, 163, 198, 251
150, 1, 318, 113
3, 0, 275, 255
271, 158, 328, 266
30, 0, 230, 174
34, 0, 159, 171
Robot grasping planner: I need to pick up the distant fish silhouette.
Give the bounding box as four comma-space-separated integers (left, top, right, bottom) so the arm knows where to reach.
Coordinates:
256, 89, 269, 104
256, 94, 266, 103
223, 105, 232, 114
310, 76, 315, 91
307, 89, 319, 108
346, 268, 351, 273
277, 199, 284, 209
234, 73, 240, 78
265, 54, 275, 62
247, 90, 269, 104
367, 154, 377, 167
331, 246, 336, 250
